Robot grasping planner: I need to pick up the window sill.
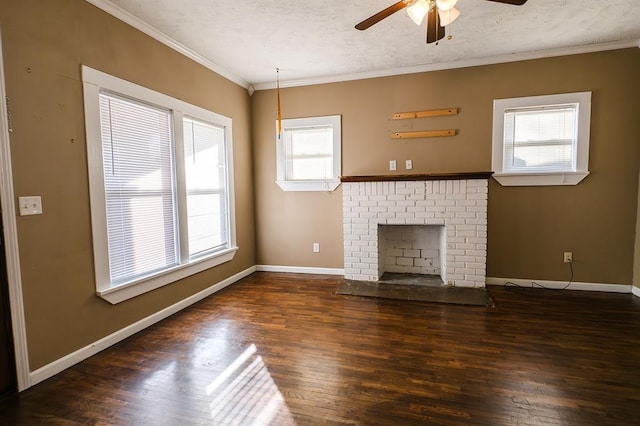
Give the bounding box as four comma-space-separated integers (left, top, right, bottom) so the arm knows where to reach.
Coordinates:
276, 179, 341, 192
493, 171, 589, 186
97, 246, 239, 304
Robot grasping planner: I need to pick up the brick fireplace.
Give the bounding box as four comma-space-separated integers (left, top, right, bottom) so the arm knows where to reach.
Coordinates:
342, 173, 491, 288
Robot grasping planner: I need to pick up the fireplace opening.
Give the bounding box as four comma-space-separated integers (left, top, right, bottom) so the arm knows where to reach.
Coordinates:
378, 224, 446, 286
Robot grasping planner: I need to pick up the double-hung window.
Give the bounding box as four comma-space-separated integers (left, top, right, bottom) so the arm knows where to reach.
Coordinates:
276, 115, 341, 192
492, 92, 591, 186
82, 66, 237, 304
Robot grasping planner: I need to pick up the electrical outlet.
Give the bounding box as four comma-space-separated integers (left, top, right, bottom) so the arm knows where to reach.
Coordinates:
405, 160, 413, 170
389, 160, 397, 171
18, 196, 43, 216
313, 243, 320, 253
563, 252, 572, 263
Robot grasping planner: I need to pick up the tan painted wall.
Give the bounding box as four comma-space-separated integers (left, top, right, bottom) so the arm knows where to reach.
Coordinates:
253, 49, 640, 285
0, 0, 255, 370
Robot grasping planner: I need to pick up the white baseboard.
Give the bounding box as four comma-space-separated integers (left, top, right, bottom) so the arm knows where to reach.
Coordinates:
633, 286, 640, 298
487, 277, 631, 293
28, 265, 256, 388
256, 265, 345, 276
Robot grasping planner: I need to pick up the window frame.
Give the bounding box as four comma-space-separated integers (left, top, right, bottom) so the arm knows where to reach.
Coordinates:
491, 92, 591, 186
275, 115, 341, 192
82, 65, 237, 304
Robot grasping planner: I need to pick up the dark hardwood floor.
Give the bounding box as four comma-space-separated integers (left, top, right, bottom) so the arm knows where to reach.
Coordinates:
1, 272, 639, 425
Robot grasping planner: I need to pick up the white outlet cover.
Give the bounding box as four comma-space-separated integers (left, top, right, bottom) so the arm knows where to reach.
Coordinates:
19, 196, 43, 216
405, 160, 413, 170
389, 160, 397, 171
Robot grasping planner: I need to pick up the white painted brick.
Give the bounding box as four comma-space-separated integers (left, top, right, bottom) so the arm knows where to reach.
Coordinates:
467, 179, 488, 187
446, 181, 453, 194
466, 275, 486, 283
352, 241, 368, 247
456, 231, 477, 237
466, 218, 487, 225
445, 206, 466, 212
448, 249, 465, 256
425, 181, 433, 194
389, 206, 406, 213
453, 180, 460, 194
435, 212, 455, 219
397, 212, 416, 219
415, 212, 436, 219
455, 255, 476, 262
457, 212, 477, 219
403, 249, 420, 257
416, 200, 436, 207
455, 268, 477, 275
445, 194, 466, 201
396, 257, 414, 266
457, 243, 477, 250
456, 224, 476, 231
475, 257, 486, 263
455, 280, 475, 288
468, 193, 488, 200
444, 218, 465, 225
387, 218, 406, 224
388, 194, 407, 201
405, 218, 425, 225
466, 250, 487, 258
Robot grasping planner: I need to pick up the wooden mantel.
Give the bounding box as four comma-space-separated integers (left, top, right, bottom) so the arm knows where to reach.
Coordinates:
340, 172, 494, 183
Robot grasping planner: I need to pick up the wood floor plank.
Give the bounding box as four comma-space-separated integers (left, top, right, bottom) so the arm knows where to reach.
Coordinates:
0, 272, 639, 425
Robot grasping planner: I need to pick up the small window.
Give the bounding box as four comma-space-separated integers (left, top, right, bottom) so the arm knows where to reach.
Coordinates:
276, 115, 341, 191
83, 66, 237, 303
492, 92, 591, 186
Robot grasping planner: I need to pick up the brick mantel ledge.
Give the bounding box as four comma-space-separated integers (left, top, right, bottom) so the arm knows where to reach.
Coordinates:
340, 172, 493, 183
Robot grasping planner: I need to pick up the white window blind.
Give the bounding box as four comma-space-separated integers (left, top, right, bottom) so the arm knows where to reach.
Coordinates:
99, 93, 177, 285
503, 104, 578, 173
183, 118, 228, 257
284, 126, 334, 181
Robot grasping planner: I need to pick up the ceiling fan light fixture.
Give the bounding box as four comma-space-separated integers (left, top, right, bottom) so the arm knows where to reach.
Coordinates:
435, 0, 458, 11
406, 0, 430, 26
438, 6, 460, 26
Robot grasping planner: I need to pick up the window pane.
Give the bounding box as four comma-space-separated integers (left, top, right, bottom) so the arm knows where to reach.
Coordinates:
285, 127, 333, 180
503, 105, 577, 172
99, 93, 177, 285
183, 118, 228, 257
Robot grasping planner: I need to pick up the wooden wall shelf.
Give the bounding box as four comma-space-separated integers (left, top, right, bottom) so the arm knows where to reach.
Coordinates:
392, 108, 458, 120
392, 130, 456, 139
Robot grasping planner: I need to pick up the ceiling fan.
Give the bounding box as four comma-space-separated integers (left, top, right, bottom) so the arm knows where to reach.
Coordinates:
355, 0, 528, 44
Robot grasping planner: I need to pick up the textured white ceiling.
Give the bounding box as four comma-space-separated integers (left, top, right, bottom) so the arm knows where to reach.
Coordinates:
102, 0, 640, 87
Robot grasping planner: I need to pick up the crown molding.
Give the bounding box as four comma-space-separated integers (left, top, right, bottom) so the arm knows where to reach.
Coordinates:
253, 38, 640, 91
84, 0, 249, 89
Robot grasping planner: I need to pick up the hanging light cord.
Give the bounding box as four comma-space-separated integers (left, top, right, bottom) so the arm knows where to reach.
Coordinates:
276, 68, 282, 139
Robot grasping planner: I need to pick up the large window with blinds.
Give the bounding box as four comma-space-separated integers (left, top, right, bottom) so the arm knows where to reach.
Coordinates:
82, 66, 237, 304
492, 92, 591, 186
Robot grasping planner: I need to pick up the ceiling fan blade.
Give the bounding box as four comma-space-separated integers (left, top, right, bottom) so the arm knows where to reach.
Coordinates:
426, 7, 445, 44
484, 0, 528, 5
355, 1, 408, 30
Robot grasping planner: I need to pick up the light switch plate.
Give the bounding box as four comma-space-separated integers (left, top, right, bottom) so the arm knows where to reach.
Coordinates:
405, 160, 413, 170
18, 196, 43, 216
